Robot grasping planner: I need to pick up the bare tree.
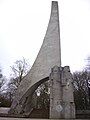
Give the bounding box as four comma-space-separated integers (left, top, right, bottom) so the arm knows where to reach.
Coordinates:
10, 57, 30, 87
34, 81, 50, 109
0, 67, 5, 89
7, 57, 30, 102
73, 71, 90, 110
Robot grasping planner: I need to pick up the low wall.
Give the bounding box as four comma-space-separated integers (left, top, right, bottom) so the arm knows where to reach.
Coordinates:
76, 110, 90, 119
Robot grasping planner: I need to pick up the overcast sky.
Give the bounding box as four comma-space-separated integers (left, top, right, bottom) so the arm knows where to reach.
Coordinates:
0, 0, 90, 78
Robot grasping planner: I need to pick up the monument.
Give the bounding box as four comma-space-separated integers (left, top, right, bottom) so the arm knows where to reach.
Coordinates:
9, 1, 75, 119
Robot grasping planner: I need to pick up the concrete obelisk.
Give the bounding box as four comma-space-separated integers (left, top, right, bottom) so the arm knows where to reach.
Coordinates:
9, 1, 75, 119
9, 1, 61, 115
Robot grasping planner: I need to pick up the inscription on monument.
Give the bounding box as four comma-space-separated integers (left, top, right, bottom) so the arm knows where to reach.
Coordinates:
56, 104, 63, 112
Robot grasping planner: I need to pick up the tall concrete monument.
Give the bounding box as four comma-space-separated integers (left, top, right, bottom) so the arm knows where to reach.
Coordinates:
9, 1, 75, 119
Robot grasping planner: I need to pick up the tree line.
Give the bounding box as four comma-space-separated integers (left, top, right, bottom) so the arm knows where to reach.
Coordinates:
0, 57, 90, 110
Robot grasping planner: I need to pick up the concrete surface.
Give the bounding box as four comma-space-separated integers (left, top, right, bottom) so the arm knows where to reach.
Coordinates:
0, 107, 10, 114
50, 66, 75, 118
10, 1, 61, 115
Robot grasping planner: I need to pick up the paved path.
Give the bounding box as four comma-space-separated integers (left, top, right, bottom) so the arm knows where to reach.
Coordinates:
0, 118, 89, 120
0, 118, 46, 120
0, 108, 89, 120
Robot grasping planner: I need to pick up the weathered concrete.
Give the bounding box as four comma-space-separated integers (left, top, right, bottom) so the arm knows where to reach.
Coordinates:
50, 66, 75, 119
9, 1, 61, 115
9, 1, 76, 119
0, 107, 10, 114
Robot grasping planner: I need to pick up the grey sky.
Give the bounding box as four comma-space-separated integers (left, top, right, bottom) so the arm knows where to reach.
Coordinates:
0, 0, 90, 77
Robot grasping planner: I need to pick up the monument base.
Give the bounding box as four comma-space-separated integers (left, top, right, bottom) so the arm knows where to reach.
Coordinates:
50, 66, 75, 119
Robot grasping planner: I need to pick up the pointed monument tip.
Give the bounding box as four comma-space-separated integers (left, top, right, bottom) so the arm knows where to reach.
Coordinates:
51, 1, 58, 11
52, 1, 58, 3
52, 1, 58, 4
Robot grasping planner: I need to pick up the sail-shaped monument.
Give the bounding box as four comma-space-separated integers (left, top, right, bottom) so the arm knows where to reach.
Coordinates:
9, 1, 75, 119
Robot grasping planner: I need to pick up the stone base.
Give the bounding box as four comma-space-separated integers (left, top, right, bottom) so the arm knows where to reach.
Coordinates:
50, 66, 75, 119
